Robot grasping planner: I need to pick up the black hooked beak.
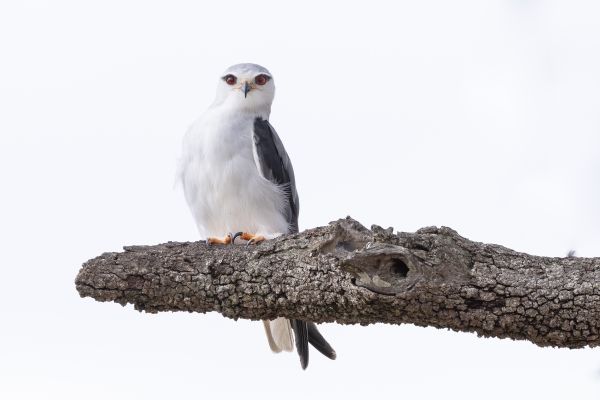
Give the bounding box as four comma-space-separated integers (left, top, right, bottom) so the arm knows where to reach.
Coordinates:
242, 81, 251, 98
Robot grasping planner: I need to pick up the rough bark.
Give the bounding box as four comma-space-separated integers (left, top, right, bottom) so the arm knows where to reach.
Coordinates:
76, 217, 600, 349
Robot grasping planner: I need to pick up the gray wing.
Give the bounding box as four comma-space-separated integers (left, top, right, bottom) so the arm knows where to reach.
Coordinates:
252, 117, 299, 233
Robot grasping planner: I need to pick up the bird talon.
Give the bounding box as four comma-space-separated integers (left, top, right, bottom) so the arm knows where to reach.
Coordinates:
228, 232, 266, 245
247, 235, 265, 245
232, 231, 244, 245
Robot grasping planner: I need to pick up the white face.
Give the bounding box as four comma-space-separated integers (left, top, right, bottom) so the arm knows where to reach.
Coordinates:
213, 63, 276, 112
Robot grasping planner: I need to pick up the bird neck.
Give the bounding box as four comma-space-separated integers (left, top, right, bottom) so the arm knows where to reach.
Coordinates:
212, 92, 272, 116
211, 100, 271, 121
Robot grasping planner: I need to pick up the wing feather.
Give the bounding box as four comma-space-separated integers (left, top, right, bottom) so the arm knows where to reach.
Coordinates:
252, 118, 299, 233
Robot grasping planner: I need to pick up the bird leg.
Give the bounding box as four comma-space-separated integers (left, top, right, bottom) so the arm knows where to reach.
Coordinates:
206, 233, 234, 245
232, 232, 266, 245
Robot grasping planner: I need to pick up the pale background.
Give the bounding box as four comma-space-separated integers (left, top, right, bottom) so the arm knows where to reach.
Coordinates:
1, 1, 599, 399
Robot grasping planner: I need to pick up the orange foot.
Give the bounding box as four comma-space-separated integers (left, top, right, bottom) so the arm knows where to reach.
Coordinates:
232, 232, 265, 245
207, 233, 234, 245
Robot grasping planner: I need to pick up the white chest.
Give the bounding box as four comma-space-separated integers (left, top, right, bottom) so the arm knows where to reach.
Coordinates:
179, 110, 289, 238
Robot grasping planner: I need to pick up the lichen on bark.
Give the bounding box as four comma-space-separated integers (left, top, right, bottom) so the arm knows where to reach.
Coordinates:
75, 217, 600, 349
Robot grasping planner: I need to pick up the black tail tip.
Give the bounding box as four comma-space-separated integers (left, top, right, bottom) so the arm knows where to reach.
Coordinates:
299, 352, 309, 370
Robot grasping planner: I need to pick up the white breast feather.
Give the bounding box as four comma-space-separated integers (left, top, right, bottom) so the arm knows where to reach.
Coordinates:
179, 108, 289, 239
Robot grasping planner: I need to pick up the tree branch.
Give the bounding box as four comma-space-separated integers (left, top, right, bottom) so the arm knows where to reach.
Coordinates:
75, 217, 600, 349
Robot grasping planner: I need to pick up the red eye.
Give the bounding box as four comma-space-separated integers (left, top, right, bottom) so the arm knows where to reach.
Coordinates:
223, 74, 237, 85
255, 74, 270, 85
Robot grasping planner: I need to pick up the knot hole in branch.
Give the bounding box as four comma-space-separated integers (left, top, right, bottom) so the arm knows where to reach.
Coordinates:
390, 258, 409, 278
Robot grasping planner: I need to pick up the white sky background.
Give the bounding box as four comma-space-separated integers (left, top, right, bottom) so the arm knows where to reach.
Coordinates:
1, 0, 599, 398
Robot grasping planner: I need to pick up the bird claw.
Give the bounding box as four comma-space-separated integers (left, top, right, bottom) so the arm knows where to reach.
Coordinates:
210, 232, 265, 246
246, 236, 265, 246
232, 231, 244, 245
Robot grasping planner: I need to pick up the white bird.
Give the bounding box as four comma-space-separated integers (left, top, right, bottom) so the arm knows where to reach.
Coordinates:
178, 63, 336, 369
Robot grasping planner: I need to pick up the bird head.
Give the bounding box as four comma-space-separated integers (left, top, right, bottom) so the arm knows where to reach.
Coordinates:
213, 63, 275, 113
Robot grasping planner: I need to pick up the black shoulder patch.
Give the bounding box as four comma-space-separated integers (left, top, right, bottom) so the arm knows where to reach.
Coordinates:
253, 117, 290, 185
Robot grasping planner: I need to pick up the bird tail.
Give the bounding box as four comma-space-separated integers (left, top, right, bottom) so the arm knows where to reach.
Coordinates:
263, 318, 294, 353
264, 318, 337, 369
307, 322, 337, 360
291, 319, 309, 369
291, 320, 337, 369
